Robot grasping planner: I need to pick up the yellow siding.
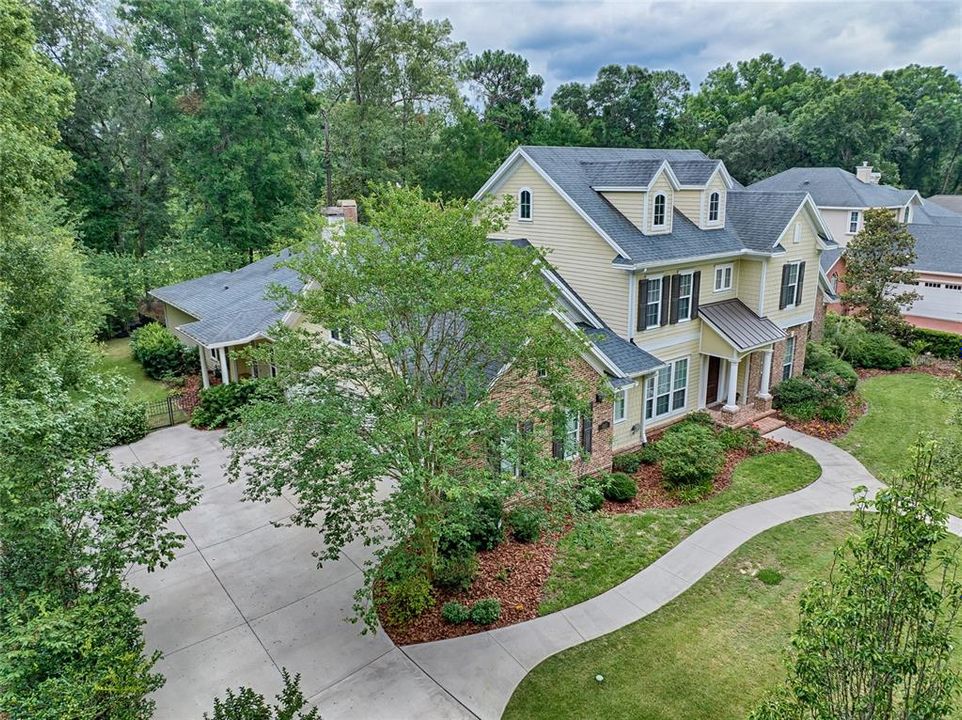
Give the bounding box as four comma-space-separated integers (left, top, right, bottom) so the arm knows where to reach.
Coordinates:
601, 191, 645, 230
705, 172, 727, 227
645, 337, 702, 431
765, 213, 821, 327
488, 161, 631, 335
699, 322, 734, 357
646, 172, 674, 234
163, 304, 199, 346
612, 383, 644, 450
737, 259, 764, 314
674, 190, 702, 225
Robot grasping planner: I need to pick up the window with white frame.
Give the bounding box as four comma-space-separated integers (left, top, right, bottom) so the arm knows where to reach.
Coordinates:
676, 272, 694, 321
782, 262, 800, 308
330, 327, 352, 345
782, 335, 796, 381
793, 223, 802, 244
563, 411, 580, 460
645, 276, 663, 328
519, 188, 532, 221
714, 263, 733, 292
613, 389, 627, 423
708, 191, 720, 222
653, 193, 667, 227
848, 210, 860, 234
831, 272, 839, 293
645, 358, 688, 420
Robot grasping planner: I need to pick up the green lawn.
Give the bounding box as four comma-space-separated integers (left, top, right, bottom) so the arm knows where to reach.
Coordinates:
94, 338, 169, 403
540, 449, 822, 614
836, 373, 962, 514
507, 514, 854, 720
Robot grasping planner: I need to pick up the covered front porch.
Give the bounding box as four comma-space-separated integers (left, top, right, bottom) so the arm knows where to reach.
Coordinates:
195, 340, 276, 389
697, 299, 786, 425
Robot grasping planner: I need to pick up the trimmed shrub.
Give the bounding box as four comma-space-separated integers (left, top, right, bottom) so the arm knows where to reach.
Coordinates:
719, 426, 764, 454
658, 424, 725, 486
129, 323, 199, 379
508, 506, 546, 543
433, 552, 478, 591
911, 327, 962, 360
638, 443, 660, 465
441, 602, 471, 625
683, 411, 715, 427
576, 484, 604, 513
469, 598, 501, 625
190, 378, 282, 429
781, 401, 820, 422
772, 376, 825, 409
846, 332, 911, 370
383, 573, 434, 626
817, 400, 849, 424
437, 516, 473, 559
103, 399, 149, 446
612, 451, 643, 474
803, 341, 837, 372
603, 472, 638, 502
804, 342, 858, 393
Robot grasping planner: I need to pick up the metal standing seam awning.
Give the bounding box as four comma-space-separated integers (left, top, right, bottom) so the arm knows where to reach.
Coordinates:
697, 299, 786, 355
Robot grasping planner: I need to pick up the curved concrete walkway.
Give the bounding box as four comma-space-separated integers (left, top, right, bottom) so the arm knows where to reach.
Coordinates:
401, 427, 888, 720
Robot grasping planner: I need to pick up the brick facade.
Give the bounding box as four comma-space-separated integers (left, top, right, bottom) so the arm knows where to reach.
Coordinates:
810, 286, 826, 341
744, 323, 809, 408
488, 355, 613, 478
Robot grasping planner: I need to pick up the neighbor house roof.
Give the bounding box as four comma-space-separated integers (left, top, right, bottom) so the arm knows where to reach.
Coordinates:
820, 247, 845, 274
748, 167, 917, 208
698, 299, 786, 351
906, 224, 962, 275
913, 199, 962, 227
927, 195, 962, 214
149, 249, 303, 347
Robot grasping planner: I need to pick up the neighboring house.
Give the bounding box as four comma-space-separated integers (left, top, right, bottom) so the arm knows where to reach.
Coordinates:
927, 195, 962, 216
477, 145, 837, 455
750, 164, 962, 333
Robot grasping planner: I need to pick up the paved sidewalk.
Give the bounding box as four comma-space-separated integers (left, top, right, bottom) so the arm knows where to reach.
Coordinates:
402, 427, 886, 720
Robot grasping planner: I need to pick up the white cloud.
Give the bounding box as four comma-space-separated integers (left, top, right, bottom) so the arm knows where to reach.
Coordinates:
416, 0, 962, 102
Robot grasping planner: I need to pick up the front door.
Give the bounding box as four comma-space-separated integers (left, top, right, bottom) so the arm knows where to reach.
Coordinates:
706, 356, 721, 405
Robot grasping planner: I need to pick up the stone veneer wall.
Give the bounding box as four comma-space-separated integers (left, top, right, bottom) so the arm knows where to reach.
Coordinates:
487, 354, 614, 477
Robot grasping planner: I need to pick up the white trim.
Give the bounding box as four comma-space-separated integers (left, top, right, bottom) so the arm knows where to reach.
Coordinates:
698, 355, 709, 409
621, 247, 772, 272
818, 204, 910, 211
638, 328, 700, 351
613, 388, 628, 423
708, 190, 721, 224
474, 147, 632, 260
713, 263, 734, 292
541, 267, 605, 329
641, 274, 664, 330
627, 270, 637, 341
774, 311, 815, 329
651, 191, 669, 231
758, 261, 768, 315
518, 186, 533, 222
675, 270, 695, 322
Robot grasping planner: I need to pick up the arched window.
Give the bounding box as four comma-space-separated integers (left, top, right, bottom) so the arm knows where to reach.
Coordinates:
653, 193, 666, 227
519, 188, 532, 221
708, 191, 720, 222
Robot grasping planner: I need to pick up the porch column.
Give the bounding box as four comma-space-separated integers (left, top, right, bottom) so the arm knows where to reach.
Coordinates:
757, 349, 774, 400
218, 346, 230, 384
198, 345, 210, 389
723, 357, 740, 413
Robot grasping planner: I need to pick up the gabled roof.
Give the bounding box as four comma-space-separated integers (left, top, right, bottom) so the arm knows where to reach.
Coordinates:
913, 199, 962, 227
820, 247, 845, 274
726, 191, 814, 253
906, 224, 962, 275
748, 167, 918, 208
927, 195, 962, 214
577, 324, 665, 375
150, 249, 303, 347
698, 299, 786, 352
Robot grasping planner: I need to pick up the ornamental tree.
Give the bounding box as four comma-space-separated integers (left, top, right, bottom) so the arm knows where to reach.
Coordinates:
224, 185, 593, 628
840, 207, 920, 336
752, 439, 962, 720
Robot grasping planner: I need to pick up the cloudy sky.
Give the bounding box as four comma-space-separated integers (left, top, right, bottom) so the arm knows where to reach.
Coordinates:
416, 0, 962, 101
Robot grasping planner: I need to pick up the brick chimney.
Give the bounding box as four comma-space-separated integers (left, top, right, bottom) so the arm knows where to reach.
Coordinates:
855, 161, 881, 184
338, 199, 358, 223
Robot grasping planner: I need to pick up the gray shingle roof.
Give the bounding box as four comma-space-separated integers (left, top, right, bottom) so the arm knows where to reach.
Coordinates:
577, 324, 665, 375
927, 195, 962, 214
748, 167, 916, 208
582, 159, 664, 187
821, 247, 845, 274
150, 250, 303, 346
725, 191, 807, 253
698, 299, 786, 351
913, 199, 962, 227
669, 159, 724, 185
907, 224, 962, 275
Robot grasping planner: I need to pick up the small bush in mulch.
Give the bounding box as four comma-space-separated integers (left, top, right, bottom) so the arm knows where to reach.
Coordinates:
576, 484, 604, 512
612, 451, 643, 474
509, 506, 546, 543
603, 473, 638, 502
441, 602, 471, 625
469, 598, 502, 625
659, 424, 726, 487
757, 568, 784, 586
638, 443, 660, 464
433, 552, 478, 591
781, 392, 866, 440
817, 399, 848, 424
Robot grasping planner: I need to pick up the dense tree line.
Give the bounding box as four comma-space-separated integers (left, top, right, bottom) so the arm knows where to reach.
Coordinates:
23, 0, 962, 337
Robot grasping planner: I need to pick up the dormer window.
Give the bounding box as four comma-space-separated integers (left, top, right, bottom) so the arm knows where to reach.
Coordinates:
519, 188, 532, 221
708, 192, 720, 222
653, 193, 667, 227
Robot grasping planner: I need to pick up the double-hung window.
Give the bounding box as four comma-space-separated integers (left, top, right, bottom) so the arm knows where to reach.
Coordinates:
563, 411, 580, 460
613, 389, 627, 423
645, 277, 662, 328
676, 272, 694, 321
782, 335, 796, 381
848, 211, 860, 234
714, 264, 733, 292
653, 193, 667, 227
708, 192, 720, 222
782, 262, 800, 308
645, 358, 689, 420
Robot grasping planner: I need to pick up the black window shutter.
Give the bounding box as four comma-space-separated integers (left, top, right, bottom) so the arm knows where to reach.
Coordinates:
637, 279, 649, 331
551, 419, 563, 459
778, 264, 791, 310
669, 274, 681, 324
691, 270, 701, 318
660, 276, 671, 326
581, 406, 593, 454
795, 262, 806, 306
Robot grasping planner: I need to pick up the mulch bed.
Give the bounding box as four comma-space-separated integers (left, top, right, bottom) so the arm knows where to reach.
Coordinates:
779, 392, 867, 440
381, 436, 790, 645
856, 360, 961, 380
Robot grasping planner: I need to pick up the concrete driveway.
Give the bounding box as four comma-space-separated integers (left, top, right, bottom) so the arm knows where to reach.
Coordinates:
113, 425, 471, 719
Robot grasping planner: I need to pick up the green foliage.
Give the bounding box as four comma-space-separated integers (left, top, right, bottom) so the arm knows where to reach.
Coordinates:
603, 472, 638, 502
191, 379, 282, 429
719, 426, 765, 454
658, 424, 726, 486
205, 669, 319, 720
508, 506, 547, 543
780, 401, 820, 423
576, 484, 605, 513
911, 327, 962, 360
840, 331, 912, 370
816, 400, 849, 424
469, 598, 502, 625
638, 443, 660, 465
751, 440, 962, 719
612, 451, 643, 474
803, 342, 858, 393
433, 552, 478, 591
756, 568, 784, 586
441, 602, 471, 625
469, 495, 506, 551
130, 322, 199, 379
773, 376, 827, 408
382, 569, 434, 626
715, 108, 799, 184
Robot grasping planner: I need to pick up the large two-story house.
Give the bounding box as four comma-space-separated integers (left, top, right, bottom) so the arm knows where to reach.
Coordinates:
477, 146, 837, 455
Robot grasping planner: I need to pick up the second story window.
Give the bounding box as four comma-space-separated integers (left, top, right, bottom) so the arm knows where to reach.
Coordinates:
779, 261, 806, 310
676, 272, 694, 321
714, 264, 733, 292
645, 276, 662, 328
708, 192, 720, 222
653, 193, 667, 227
519, 188, 532, 221
848, 210, 860, 234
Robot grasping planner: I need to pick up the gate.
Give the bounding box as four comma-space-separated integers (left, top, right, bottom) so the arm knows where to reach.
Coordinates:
144, 395, 191, 429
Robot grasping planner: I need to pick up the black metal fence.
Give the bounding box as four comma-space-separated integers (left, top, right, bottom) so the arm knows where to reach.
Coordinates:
144, 395, 190, 429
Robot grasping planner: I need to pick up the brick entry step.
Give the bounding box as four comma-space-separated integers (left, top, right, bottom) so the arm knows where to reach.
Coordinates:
752, 415, 787, 435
